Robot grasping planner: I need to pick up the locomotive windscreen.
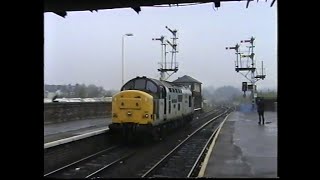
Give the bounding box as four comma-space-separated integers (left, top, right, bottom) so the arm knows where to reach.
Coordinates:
121, 78, 159, 95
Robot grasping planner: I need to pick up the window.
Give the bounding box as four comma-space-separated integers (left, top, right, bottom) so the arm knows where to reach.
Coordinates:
178, 95, 182, 102
193, 84, 200, 92
169, 101, 171, 114
121, 81, 134, 90
160, 86, 166, 99
146, 81, 158, 93
189, 96, 192, 107
178, 103, 180, 111
134, 79, 146, 89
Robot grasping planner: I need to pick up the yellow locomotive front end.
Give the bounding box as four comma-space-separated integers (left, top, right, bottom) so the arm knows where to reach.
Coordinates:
109, 90, 154, 134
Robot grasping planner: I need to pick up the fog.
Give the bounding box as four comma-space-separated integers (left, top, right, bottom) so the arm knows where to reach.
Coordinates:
44, 2, 277, 91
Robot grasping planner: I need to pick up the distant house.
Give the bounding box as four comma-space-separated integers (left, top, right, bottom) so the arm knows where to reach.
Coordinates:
45, 84, 77, 98
172, 75, 203, 109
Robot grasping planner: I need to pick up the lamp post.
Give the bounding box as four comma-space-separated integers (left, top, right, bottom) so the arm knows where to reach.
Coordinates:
122, 33, 134, 86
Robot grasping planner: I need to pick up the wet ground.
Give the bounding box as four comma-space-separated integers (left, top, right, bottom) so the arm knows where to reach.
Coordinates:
203, 111, 277, 178
44, 118, 111, 143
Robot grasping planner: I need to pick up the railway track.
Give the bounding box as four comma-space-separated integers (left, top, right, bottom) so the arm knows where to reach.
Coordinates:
44, 145, 135, 178
190, 107, 226, 127
140, 108, 231, 178
44, 106, 231, 178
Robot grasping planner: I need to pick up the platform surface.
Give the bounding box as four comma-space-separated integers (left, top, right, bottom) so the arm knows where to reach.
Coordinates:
44, 118, 111, 143
203, 111, 278, 178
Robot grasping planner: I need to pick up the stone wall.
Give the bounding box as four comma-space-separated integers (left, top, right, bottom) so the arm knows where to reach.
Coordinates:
44, 102, 112, 124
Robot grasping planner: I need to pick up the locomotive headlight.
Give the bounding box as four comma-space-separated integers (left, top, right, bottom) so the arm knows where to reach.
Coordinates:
145, 114, 149, 118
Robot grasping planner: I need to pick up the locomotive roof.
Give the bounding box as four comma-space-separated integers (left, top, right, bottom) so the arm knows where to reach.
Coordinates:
149, 78, 174, 87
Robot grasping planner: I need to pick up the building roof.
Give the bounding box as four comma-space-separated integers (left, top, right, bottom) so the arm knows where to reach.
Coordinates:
44, 0, 242, 17
173, 75, 202, 84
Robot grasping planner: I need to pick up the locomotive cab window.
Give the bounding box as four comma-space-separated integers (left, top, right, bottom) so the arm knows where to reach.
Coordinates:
134, 79, 146, 90
121, 78, 159, 97
121, 81, 134, 90
146, 81, 158, 94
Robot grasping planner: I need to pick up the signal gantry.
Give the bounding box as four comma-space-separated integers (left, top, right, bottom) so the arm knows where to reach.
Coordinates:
153, 26, 179, 81
226, 37, 266, 109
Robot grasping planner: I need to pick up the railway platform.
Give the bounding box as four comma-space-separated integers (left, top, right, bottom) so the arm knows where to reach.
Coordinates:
44, 108, 205, 144
44, 117, 111, 143
199, 111, 278, 178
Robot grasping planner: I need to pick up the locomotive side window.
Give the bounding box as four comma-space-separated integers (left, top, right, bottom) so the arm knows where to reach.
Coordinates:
169, 101, 171, 114
160, 86, 166, 98
161, 86, 167, 114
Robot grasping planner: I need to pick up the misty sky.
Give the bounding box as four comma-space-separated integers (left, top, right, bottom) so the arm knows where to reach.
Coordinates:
44, 2, 277, 91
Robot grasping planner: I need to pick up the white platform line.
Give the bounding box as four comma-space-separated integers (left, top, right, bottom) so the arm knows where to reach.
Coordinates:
44, 127, 109, 149
197, 112, 231, 177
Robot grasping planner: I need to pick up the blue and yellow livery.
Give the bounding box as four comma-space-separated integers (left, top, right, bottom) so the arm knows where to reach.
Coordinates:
109, 76, 194, 140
